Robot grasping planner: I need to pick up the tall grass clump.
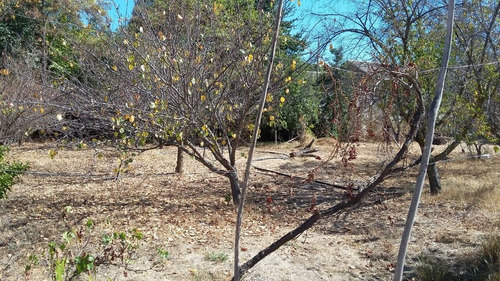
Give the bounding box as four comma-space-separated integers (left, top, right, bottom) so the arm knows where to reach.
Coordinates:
416, 236, 500, 281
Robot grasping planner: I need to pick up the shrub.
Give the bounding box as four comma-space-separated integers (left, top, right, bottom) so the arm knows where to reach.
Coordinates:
0, 145, 29, 199
25, 219, 144, 280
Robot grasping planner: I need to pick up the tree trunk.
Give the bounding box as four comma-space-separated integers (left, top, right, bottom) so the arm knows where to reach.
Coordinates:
427, 162, 441, 195
224, 171, 241, 205
416, 136, 442, 194
175, 147, 184, 174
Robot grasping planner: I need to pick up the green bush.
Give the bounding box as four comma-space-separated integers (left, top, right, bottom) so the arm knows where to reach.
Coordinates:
0, 145, 29, 199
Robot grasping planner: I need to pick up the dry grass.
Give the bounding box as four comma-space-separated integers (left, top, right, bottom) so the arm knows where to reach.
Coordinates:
0, 141, 499, 280
432, 156, 500, 212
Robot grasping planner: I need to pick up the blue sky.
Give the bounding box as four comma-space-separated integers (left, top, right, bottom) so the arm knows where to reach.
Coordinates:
288, 1, 373, 61
107, 0, 135, 30
107, 0, 371, 61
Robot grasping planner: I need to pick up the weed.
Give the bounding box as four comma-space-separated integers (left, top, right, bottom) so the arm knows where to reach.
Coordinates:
205, 251, 228, 263
191, 268, 204, 281
157, 248, 170, 259
415, 256, 455, 281
190, 268, 219, 281
469, 236, 500, 280
417, 236, 500, 281
25, 219, 143, 280
24, 254, 39, 274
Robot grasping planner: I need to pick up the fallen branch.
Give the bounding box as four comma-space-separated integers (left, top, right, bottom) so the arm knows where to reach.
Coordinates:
252, 156, 289, 162
253, 166, 353, 190
289, 139, 319, 157
289, 148, 319, 157
255, 150, 290, 157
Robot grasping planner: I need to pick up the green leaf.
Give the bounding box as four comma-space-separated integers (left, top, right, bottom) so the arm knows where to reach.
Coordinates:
132, 228, 143, 240
55, 259, 66, 281
86, 219, 94, 229
102, 234, 112, 244
119, 232, 126, 240
158, 248, 169, 259
62, 231, 75, 243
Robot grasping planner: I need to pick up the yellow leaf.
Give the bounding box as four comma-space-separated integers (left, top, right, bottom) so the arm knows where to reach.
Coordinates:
201, 95, 206, 101
269, 115, 275, 121
266, 94, 273, 102
291, 60, 296, 70
128, 64, 134, 70
280, 97, 285, 103
48, 149, 58, 159
112, 65, 118, 71
248, 54, 253, 63
40, 107, 45, 114
0, 69, 9, 75
129, 115, 135, 123
285, 76, 292, 83
298, 0, 301, 6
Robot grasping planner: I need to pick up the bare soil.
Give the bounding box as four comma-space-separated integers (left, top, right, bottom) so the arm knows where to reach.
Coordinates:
0, 140, 499, 280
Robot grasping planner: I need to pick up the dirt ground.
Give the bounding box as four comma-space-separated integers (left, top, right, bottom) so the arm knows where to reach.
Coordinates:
0, 140, 499, 280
